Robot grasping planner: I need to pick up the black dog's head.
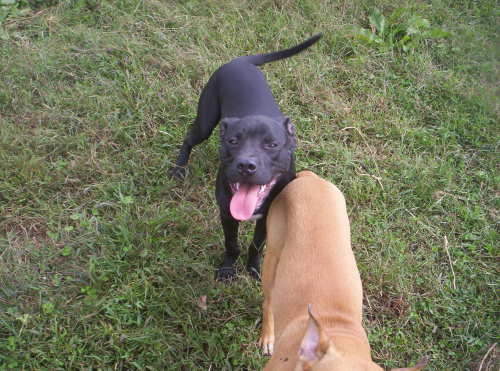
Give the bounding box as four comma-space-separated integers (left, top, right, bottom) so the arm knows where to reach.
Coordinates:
219, 115, 296, 221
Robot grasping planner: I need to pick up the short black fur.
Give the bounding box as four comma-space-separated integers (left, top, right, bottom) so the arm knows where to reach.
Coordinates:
169, 34, 322, 280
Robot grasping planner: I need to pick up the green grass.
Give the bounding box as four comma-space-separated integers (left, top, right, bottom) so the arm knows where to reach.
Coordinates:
0, 0, 498, 369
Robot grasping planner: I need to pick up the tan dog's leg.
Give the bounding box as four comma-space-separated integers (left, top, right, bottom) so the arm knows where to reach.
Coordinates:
259, 247, 281, 355
260, 296, 275, 355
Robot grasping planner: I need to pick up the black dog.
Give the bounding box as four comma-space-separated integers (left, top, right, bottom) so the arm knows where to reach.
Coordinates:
169, 34, 322, 280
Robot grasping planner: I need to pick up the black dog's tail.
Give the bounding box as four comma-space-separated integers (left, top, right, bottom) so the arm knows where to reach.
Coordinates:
238, 33, 323, 66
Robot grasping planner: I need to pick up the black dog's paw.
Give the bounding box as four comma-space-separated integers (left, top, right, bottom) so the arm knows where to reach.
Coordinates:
247, 265, 261, 281
215, 266, 237, 282
168, 165, 187, 180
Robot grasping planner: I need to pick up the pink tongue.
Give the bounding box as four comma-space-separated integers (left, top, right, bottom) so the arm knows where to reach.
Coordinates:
230, 184, 260, 221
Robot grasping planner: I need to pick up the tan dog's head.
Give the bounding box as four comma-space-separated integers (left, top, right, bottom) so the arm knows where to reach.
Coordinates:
295, 306, 428, 371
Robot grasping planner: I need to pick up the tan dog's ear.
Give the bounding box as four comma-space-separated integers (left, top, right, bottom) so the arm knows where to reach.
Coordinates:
298, 305, 321, 362
298, 305, 338, 362
390, 356, 429, 371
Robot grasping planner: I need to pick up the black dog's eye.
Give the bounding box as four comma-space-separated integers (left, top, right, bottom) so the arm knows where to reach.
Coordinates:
227, 138, 238, 145
266, 142, 278, 149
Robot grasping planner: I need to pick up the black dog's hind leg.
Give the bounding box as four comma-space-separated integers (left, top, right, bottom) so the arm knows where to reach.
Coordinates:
215, 215, 240, 281
169, 79, 220, 179
246, 218, 266, 280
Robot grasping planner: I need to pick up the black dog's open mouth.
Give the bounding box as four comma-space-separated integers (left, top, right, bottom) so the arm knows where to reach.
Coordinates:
229, 177, 278, 221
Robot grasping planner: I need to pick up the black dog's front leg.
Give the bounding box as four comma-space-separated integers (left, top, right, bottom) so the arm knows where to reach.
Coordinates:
168, 140, 193, 179
246, 218, 266, 280
168, 78, 221, 180
215, 215, 240, 281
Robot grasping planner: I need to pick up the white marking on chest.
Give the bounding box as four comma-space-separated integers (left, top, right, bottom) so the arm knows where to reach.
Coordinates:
248, 213, 264, 221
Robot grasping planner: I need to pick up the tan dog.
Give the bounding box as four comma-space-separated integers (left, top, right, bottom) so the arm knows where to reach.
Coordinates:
259, 171, 427, 371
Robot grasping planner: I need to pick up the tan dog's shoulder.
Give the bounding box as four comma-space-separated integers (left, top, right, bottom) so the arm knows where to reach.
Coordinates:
283, 171, 345, 206
296, 170, 318, 179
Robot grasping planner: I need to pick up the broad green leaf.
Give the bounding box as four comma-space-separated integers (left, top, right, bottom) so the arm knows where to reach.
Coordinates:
61, 246, 73, 256
70, 213, 82, 220
428, 28, 452, 38
356, 27, 377, 43
120, 195, 134, 205
369, 9, 386, 36
0, 29, 9, 40
407, 25, 419, 36
0, 0, 17, 6
408, 16, 431, 32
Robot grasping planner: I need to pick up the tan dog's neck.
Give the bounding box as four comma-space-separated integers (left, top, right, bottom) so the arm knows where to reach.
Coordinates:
265, 313, 379, 371
294, 308, 383, 371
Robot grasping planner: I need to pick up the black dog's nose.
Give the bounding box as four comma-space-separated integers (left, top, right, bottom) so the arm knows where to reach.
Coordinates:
237, 160, 257, 175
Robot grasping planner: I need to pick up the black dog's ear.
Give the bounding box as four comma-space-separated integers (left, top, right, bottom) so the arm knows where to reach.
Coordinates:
220, 117, 239, 138
283, 117, 296, 150
283, 116, 295, 136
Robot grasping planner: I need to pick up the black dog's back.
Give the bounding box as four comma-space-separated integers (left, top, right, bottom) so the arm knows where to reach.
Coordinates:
215, 60, 282, 118
215, 33, 323, 118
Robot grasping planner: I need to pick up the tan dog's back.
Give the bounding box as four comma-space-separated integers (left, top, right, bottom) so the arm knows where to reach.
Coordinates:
262, 170, 372, 369
260, 171, 427, 371
267, 170, 364, 339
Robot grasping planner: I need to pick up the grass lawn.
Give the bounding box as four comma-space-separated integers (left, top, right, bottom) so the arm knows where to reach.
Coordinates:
0, 0, 498, 369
